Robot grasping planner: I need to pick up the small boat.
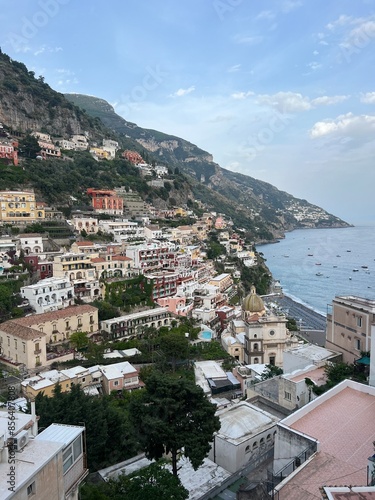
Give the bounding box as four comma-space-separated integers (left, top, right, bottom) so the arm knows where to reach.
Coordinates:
333, 265, 337, 268
349, 277, 352, 280
283, 255, 289, 258
361, 265, 368, 269
315, 263, 321, 266
308, 254, 313, 257
347, 250, 351, 252
316, 272, 323, 276
353, 269, 359, 272
336, 255, 341, 257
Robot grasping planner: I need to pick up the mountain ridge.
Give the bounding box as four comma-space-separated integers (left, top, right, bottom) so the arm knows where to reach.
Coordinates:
0, 51, 350, 242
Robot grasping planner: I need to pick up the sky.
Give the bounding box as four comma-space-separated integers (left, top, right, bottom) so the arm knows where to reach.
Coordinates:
1, 0, 375, 224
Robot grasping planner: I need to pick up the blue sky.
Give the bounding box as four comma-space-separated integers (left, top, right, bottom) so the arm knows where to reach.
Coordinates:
2, 0, 375, 223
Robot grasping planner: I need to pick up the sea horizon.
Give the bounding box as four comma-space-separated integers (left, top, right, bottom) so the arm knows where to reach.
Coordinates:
256, 223, 375, 316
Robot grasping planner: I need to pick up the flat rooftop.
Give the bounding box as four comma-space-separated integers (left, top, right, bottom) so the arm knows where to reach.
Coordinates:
286, 366, 326, 385
278, 382, 375, 500
217, 402, 278, 445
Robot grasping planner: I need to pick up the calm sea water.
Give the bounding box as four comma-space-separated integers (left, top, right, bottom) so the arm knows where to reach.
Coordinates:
256, 224, 375, 316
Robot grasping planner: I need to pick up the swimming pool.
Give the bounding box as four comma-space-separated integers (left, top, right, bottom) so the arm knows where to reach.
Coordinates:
200, 331, 212, 340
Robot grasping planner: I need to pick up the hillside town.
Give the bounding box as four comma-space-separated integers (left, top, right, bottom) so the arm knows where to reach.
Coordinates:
0, 117, 375, 500
0, 158, 374, 499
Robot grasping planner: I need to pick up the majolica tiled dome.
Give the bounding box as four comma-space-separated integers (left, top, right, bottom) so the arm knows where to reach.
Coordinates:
242, 285, 265, 313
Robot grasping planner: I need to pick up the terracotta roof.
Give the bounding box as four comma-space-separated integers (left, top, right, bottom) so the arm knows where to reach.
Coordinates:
91, 258, 106, 263
13, 305, 98, 326
279, 385, 375, 500
113, 256, 132, 261
0, 321, 45, 340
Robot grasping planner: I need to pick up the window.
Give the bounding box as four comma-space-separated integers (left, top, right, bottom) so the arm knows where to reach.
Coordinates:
284, 391, 292, 401
355, 339, 361, 350
23, 343, 26, 353
269, 330, 275, 336
357, 316, 362, 327
269, 355, 276, 366
253, 343, 259, 351
14, 339, 17, 349
114, 381, 119, 386
27, 481, 36, 496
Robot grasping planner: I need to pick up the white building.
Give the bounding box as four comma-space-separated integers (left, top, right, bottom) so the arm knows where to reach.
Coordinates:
17, 233, 43, 255
0, 407, 88, 500
208, 401, 279, 473
21, 277, 74, 314
98, 219, 144, 242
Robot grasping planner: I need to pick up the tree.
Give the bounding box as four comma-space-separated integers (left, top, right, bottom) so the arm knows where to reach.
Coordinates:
159, 333, 189, 372
80, 461, 189, 500
69, 331, 89, 351
129, 372, 220, 476
260, 364, 283, 380
18, 134, 40, 159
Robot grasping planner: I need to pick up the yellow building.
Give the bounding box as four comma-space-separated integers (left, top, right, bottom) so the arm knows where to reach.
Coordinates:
0, 320, 47, 369
0, 189, 45, 224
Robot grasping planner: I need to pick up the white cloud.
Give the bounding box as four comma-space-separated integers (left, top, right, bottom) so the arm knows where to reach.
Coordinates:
326, 14, 353, 30
227, 64, 241, 73
282, 1, 303, 13
311, 95, 349, 106
307, 61, 322, 71
231, 91, 254, 100
361, 92, 375, 104
170, 86, 195, 98
233, 34, 263, 45
313, 50, 319, 55
255, 92, 349, 113
256, 10, 276, 21
310, 113, 375, 141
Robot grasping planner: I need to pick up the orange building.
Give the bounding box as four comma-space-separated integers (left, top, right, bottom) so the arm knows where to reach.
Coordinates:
87, 188, 124, 214
122, 150, 144, 165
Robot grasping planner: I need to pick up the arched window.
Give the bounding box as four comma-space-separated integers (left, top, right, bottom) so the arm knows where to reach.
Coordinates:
254, 357, 259, 363
253, 441, 258, 449
245, 445, 250, 453
254, 334, 257, 339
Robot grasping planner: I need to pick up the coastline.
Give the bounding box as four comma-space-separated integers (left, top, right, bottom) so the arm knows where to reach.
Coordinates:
263, 293, 326, 332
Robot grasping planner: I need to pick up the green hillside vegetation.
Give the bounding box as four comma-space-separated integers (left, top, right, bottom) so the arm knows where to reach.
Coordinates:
0, 51, 350, 242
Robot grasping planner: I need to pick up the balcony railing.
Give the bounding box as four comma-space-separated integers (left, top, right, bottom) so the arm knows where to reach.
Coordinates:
34, 349, 41, 354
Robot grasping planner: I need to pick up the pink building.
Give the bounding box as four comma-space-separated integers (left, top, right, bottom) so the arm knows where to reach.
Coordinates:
100, 361, 143, 394
157, 296, 193, 316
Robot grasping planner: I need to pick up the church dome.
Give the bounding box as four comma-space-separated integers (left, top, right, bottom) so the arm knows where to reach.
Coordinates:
242, 286, 265, 313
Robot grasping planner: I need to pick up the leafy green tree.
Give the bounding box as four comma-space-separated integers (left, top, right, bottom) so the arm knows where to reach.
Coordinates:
69, 331, 89, 351
260, 364, 283, 380
18, 134, 40, 159
325, 362, 354, 386
129, 372, 220, 476
80, 461, 188, 500
159, 333, 189, 372
34, 384, 138, 470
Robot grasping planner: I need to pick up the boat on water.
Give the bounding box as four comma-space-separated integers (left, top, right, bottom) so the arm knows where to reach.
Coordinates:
307, 254, 313, 256
361, 265, 368, 269
333, 265, 337, 268
347, 250, 351, 252
316, 272, 323, 276
283, 255, 289, 258
315, 263, 321, 266
336, 255, 341, 257
353, 269, 359, 272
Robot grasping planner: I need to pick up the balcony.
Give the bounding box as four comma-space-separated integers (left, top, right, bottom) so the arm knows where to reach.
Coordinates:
34, 349, 42, 354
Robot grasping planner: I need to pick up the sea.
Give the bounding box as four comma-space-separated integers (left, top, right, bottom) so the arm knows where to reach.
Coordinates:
256, 224, 375, 316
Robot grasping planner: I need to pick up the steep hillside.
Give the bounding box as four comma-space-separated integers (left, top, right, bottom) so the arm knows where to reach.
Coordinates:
0, 51, 105, 139
65, 93, 350, 235
0, 51, 350, 241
